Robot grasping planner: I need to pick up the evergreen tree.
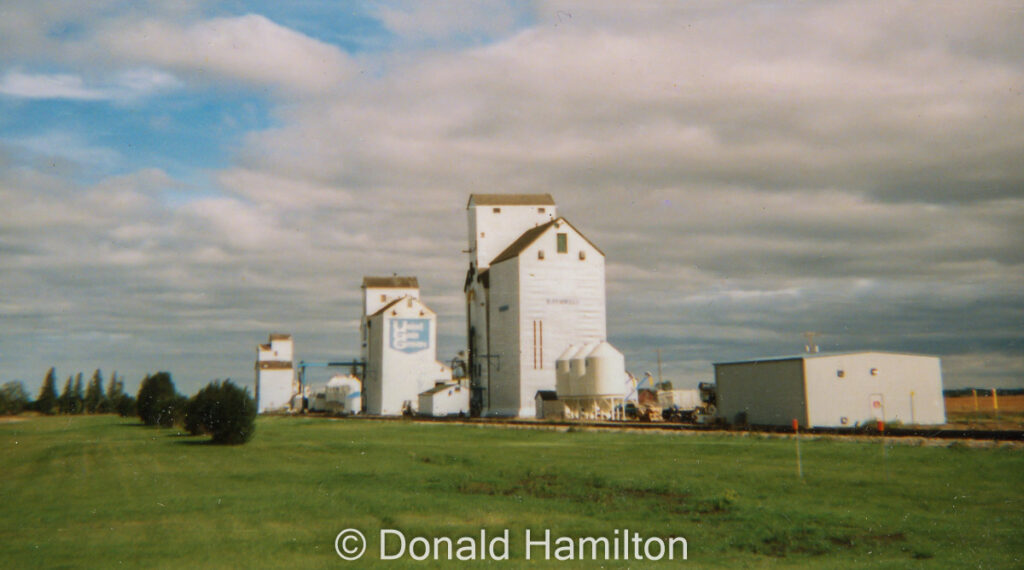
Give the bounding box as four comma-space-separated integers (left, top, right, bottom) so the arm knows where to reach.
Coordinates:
35, 368, 58, 415
59, 376, 74, 414
137, 372, 183, 427
84, 369, 105, 413
184, 380, 257, 444
116, 394, 137, 418
101, 372, 120, 414
72, 373, 85, 414
107, 372, 136, 417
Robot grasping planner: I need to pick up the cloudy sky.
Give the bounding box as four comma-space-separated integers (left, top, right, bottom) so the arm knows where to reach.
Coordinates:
2, 1, 1022, 396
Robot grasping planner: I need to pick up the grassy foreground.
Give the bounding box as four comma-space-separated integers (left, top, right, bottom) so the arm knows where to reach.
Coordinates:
1, 415, 1021, 568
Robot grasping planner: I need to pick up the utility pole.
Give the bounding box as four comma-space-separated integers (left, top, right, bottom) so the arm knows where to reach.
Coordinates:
656, 348, 663, 386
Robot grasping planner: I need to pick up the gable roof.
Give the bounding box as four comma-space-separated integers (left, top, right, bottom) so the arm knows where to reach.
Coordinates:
468, 194, 555, 207
362, 276, 419, 289
369, 295, 435, 318
423, 383, 462, 396
489, 217, 605, 265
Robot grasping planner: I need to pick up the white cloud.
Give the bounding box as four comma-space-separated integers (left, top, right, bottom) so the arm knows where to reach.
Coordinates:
372, 0, 528, 44
1, 2, 1022, 393
6, 131, 121, 171
0, 69, 181, 101
0, 71, 106, 100
217, 168, 353, 211
105, 14, 358, 95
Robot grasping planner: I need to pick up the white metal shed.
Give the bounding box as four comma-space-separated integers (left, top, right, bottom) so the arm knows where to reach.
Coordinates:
714, 351, 946, 428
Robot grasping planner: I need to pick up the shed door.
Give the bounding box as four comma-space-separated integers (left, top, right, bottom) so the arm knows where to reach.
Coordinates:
869, 393, 885, 421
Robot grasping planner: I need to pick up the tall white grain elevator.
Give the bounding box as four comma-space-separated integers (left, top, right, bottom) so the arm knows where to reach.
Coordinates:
464, 194, 607, 417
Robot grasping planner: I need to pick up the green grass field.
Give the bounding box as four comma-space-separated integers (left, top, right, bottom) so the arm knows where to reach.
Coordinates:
1, 415, 1021, 568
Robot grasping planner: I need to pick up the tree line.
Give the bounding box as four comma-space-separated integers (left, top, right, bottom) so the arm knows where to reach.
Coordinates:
1, 368, 256, 445
1, 368, 135, 417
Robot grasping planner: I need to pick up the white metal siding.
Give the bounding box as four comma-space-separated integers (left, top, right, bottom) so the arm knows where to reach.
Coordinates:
419, 385, 470, 417
485, 222, 607, 417
468, 203, 556, 270
364, 297, 452, 415
362, 286, 420, 363
263, 338, 293, 362
804, 353, 945, 427
486, 258, 521, 416
363, 286, 420, 319
256, 336, 295, 413
716, 352, 946, 428
516, 226, 605, 416
256, 368, 295, 413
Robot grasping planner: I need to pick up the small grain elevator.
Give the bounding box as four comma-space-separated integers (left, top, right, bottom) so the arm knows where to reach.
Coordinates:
255, 333, 297, 413
361, 276, 420, 364
364, 295, 453, 415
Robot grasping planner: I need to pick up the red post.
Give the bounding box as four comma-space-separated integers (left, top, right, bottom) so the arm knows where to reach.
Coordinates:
792, 418, 799, 433
877, 419, 884, 433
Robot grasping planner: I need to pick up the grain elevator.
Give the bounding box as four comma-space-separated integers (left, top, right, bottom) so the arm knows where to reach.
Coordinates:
464, 194, 614, 417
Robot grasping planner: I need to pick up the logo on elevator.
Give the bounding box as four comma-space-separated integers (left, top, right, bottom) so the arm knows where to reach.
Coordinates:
390, 319, 430, 353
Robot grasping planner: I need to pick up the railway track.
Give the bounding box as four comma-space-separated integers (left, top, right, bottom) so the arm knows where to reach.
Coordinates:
320, 414, 1024, 442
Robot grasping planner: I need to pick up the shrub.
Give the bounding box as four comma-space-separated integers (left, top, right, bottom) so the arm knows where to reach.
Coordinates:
185, 380, 257, 445
115, 395, 137, 418
184, 384, 217, 436
137, 372, 183, 427
0, 381, 31, 415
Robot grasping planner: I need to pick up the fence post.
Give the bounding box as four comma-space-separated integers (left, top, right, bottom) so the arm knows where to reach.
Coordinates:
793, 418, 803, 480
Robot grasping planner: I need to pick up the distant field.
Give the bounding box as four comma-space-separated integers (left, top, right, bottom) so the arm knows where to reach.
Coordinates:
945, 394, 1024, 413
1, 415, 1021, 568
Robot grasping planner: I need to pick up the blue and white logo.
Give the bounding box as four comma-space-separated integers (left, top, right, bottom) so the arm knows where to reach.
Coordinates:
390, 318, 430, 353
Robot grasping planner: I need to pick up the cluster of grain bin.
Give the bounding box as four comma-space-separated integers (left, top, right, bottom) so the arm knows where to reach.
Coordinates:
554, 341, 628, 419
306, 375, 362, 415
325, 375, 362, 415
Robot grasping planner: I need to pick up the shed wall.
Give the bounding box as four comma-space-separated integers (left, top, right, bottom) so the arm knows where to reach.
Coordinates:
714, 359, 808, 426
803, 353, 945, 426
419, 385, 470, 417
